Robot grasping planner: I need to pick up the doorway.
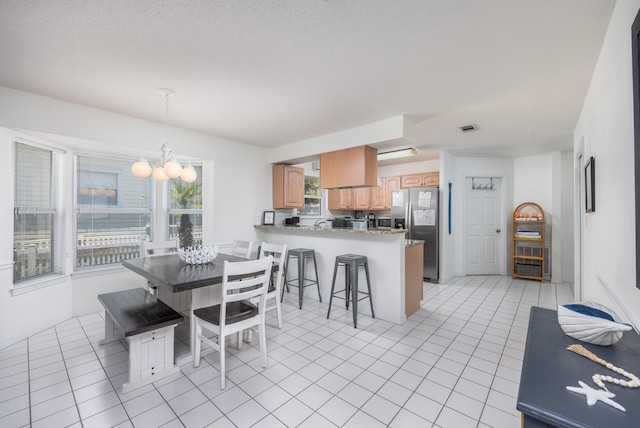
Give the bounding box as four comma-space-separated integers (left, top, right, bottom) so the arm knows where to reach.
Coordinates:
464, 176, 505, 275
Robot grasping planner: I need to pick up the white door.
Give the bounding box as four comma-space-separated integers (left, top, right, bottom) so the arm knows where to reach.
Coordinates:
465, 177, 502, 275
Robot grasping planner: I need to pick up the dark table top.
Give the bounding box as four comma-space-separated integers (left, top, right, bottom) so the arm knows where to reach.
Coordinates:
517, 307, 640, 428
122, 253, 248, 293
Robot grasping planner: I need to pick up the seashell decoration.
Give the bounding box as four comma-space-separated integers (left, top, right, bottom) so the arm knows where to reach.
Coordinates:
557, 301, 632, 346
178, 245, 218, 265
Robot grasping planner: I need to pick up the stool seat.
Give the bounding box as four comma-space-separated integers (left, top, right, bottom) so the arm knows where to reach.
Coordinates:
327, 254, 374, 328
282, 248, 321, 309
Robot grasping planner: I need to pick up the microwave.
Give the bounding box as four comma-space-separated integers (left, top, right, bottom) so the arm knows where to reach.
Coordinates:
377, 217, 392, 229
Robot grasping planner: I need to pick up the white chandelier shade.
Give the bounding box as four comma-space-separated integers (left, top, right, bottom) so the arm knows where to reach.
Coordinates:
131, 89, 198, 183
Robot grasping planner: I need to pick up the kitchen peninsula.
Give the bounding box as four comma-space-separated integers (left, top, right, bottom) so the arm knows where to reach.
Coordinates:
255, 225, 424, 324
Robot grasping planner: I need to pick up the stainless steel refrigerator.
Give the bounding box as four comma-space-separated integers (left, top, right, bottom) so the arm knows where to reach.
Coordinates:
391, 187, 439, 283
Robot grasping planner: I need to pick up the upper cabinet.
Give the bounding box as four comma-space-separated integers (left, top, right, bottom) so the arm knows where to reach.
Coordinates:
328, 188, 354, 210
320, 145, 378, 189
370, 176, 400, 210
401, 172, 439, 188
272, 164, 304, 209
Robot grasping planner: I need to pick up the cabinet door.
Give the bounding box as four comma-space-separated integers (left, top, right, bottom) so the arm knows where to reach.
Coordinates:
339, 189, 354, 209
385, 176, 401, 209
283, 166, 305, 208
354, 187, 370, 210
273, 165, 304, 209
422, 172, 439, 186
369, 184, 385, 210
401, 174, 423, 188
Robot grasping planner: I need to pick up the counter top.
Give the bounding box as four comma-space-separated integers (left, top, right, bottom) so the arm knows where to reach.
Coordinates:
255, 224, 407, 235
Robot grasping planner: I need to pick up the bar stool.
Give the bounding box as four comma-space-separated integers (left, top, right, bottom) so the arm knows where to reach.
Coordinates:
327, 254, 375, 328
281, 248, 321, 309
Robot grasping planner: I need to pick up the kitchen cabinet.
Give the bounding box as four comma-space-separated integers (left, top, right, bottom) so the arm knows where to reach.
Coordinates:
272, 164, 304, 209
405, 242, 424, 316
401, 172, 439, 188
370, 176, 400, 210
354, 187, 370, 210
320, 145, 378, 189
328, 188, 354, 210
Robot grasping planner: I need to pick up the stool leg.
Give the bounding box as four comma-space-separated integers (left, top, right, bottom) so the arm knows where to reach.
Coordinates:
327, 259, 340, 318
344, 264, 350, 309
297, 253, 304, 309
351, 261, 358, 328
281, 256, 289, 302
312, 254, 321, 302
364, 261, 374, 318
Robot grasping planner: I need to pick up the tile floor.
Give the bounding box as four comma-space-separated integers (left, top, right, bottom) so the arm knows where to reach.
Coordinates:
0, 275, 573, 427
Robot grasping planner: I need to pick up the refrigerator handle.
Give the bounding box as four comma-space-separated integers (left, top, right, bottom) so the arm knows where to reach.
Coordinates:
406, 201, 411, 238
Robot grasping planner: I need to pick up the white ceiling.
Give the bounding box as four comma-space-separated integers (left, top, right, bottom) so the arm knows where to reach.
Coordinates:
0, 0, 616, 164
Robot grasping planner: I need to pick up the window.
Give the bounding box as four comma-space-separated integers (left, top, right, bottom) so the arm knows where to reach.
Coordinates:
167, 165, 203, 248
299, 175, 322, 216
13, 141, 63, 285
75, 154, 151, 268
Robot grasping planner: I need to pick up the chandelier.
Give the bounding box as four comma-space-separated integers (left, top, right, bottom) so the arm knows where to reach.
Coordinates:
131, 88, 197, 183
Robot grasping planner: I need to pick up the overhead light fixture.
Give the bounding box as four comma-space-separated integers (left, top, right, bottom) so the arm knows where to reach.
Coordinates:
131, 88, 197, 183
377, 148, 418, 161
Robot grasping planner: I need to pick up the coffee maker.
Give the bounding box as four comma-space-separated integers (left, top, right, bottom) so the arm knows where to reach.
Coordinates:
394, 218, 406, 229
367, 212, 376, 229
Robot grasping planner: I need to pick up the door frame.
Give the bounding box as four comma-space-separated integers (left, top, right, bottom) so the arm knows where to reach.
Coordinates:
462, 174, 508, 276
574, 143, 584, 301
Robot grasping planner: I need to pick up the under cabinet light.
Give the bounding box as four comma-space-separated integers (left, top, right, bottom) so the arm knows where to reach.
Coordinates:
377, 148, 417, 161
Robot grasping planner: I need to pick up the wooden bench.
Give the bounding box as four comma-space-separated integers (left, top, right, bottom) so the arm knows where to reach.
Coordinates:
98, 288, 184, 394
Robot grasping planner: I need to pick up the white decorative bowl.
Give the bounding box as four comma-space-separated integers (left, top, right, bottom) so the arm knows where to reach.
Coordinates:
178, 245, 218, 265
557, 301, 632, 346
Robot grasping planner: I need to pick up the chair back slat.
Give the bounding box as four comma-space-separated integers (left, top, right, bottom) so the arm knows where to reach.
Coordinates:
221, 257, 272, 310
231, 239, 253, 258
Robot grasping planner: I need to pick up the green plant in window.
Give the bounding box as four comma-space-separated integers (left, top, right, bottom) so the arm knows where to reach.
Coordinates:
171, 181, 202, 249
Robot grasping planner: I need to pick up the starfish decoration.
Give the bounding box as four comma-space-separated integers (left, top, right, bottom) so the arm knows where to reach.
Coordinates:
566, 381, 626, 412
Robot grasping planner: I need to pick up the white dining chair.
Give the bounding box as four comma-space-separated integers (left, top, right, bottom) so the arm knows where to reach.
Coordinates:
192, 256, 273, 389
140, 238, 179, 294
231, 239, 253, 258
254, 242, 287, 329
140, 238, 179, 257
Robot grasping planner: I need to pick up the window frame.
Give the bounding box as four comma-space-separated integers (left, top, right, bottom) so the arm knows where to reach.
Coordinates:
298, 174, 323, 217
74, 153, 153, 271
12, 139, 65, 289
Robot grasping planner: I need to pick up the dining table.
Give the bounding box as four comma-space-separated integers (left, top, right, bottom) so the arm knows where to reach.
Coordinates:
122, 252, 251, 364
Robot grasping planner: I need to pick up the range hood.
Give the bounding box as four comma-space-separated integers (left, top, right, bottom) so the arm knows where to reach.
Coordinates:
320, 145, 378, 189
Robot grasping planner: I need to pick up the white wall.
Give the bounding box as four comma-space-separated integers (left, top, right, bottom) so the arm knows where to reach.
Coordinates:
574, 0, 640, 329
0, 86, 273, 346
513, 152, 564, 282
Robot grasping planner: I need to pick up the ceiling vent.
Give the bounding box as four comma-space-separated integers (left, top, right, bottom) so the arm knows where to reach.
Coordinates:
459, 124, 479, 133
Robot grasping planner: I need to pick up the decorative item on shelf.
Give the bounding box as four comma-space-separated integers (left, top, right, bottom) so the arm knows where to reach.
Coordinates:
262, 210, 275, 225
332, 216, 346, 228
557, 302, 632, 346
131, 88, 197, 183
178, 245, 218, 265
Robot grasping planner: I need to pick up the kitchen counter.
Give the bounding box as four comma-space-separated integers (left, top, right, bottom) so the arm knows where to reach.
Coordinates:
255, 224, 407, 235
255, 224, 415, 324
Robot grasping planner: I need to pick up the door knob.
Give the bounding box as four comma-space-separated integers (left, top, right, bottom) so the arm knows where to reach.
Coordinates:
496, 228, 501, 233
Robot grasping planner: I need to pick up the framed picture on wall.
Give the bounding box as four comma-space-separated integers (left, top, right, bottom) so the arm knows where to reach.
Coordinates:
585, 156, 595, 213
262, 210, 275, 225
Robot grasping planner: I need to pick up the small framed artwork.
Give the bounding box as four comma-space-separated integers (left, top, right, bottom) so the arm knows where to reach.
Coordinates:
262, 210, 275, 225
585, 156, 595, 213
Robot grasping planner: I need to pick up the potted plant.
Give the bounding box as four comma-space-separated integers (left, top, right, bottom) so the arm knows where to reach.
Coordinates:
332, 216, 347, 228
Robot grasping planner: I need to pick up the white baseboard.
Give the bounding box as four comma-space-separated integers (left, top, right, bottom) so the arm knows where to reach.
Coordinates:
0, 312, 71, 351
596, 276, 640, 333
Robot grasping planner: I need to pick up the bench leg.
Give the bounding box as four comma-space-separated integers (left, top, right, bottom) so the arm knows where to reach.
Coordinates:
99, 314, 123, 346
